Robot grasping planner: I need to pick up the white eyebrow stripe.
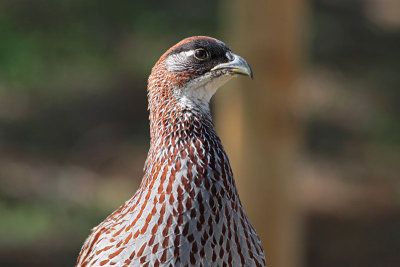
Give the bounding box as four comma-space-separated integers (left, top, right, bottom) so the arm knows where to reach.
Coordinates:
165, 50, 195, 72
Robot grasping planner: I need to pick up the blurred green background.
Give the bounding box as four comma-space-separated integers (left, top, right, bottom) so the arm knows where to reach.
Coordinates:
0, 0, 399, 266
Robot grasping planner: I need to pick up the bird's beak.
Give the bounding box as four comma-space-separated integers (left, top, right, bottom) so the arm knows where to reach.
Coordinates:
211, 53, 253, 79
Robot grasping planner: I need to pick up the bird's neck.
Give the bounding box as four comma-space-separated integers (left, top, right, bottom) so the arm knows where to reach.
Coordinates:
143, 94, 237, 200
146, 93, 216, 170
148, 94, 213, 141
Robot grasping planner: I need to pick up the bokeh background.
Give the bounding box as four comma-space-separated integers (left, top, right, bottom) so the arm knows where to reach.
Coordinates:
1, 0, 399, 266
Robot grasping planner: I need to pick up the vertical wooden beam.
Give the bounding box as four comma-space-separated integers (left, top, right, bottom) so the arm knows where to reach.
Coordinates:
216, 1, 305, 266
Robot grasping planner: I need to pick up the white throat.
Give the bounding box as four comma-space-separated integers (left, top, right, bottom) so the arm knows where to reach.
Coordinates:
176, 74, 234, 111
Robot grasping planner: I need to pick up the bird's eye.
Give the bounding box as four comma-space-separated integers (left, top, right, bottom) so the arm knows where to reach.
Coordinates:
194, 48, 209, 60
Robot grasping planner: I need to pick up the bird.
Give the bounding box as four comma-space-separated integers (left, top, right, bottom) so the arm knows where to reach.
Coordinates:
76, 36, 266, 267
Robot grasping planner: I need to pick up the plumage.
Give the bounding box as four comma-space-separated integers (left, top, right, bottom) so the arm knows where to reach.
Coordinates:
76, 36, 266, 267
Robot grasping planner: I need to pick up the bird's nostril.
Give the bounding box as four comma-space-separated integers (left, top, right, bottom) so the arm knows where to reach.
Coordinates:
226, 52, 234, 61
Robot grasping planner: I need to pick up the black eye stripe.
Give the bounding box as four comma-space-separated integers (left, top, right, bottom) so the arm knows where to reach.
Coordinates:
166, 38, 232, 75
168, 39, 230, 58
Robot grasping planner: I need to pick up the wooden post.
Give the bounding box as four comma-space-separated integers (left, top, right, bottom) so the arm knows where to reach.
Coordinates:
215, 1, 305, 266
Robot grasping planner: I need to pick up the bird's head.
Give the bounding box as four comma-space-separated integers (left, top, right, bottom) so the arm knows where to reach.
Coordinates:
148, 36, 253, 111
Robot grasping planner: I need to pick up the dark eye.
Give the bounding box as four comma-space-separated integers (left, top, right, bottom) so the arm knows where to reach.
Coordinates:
194, 48, 209, 60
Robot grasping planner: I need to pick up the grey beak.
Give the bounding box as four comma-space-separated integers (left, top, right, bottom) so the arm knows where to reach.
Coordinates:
211, 53, 253, 79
